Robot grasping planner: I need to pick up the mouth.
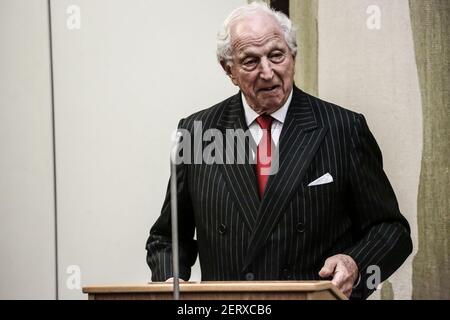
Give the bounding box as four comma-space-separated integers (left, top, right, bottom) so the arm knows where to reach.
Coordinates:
259, 85, 281, 93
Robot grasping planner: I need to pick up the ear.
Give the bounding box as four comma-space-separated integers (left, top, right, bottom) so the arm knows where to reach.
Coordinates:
220, 61, 238, 86
290, 53, 297, 75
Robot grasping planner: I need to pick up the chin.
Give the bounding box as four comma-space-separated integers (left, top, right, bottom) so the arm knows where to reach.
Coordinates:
262, 100, 283, 111
260, 104, 282, 114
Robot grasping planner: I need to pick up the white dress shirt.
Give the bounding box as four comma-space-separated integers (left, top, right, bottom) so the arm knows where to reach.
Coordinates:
242, 89, 293, 147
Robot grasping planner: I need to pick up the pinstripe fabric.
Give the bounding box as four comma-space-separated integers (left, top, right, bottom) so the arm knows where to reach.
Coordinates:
146, 87, 412, 299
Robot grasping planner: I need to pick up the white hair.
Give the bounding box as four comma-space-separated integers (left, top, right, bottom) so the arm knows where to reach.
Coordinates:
216, 1, 297, 66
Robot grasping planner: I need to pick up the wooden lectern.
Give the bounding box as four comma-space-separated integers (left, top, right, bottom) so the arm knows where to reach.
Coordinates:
83, 281, 347, 300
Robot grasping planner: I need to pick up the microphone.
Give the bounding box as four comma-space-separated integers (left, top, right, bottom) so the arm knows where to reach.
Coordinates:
170, 131, 183, 300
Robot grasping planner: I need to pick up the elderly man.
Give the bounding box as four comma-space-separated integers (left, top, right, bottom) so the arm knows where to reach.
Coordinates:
146, 2, 412, 299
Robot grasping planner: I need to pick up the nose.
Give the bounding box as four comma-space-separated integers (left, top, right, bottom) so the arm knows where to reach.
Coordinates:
259, 57, 274, 81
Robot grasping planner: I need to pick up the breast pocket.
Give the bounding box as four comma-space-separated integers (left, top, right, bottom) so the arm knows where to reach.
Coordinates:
303, 173, 337, 207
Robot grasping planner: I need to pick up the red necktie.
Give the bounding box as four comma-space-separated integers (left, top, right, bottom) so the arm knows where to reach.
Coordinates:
255, 115, 273, 198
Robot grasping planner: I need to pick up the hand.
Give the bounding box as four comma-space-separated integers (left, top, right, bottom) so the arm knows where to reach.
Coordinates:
319, 254, 359, 298
165, 277, 186, 282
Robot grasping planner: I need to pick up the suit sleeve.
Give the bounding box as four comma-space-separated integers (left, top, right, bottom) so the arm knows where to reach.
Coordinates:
344, 114, 413, 299
145, 119, 198, 281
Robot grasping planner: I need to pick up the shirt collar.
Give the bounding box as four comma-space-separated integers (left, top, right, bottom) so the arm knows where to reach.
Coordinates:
241, 89, 293, 127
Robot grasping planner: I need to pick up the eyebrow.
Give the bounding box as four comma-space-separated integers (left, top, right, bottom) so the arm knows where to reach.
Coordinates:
238, 44, 286, 59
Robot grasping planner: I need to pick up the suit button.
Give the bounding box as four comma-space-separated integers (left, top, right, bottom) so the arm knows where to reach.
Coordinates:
218, 224, 227, 234
245, 272, 255, 281
296, 223, 305, 233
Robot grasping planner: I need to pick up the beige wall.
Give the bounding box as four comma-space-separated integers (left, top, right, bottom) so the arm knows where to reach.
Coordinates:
50, 0, 246, 299
0, 0, 246, 299
0, 0, 56, 299
317, 0, 422, 299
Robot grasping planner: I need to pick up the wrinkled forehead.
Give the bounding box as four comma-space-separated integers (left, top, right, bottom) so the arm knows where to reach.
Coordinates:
229, 12, 284, 49
230, 14, 287, 56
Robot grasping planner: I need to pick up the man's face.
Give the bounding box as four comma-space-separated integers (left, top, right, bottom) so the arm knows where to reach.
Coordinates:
225, 13, 295, 114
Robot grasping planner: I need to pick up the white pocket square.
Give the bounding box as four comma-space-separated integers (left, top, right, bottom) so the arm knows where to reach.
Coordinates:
308, 173, 334, 187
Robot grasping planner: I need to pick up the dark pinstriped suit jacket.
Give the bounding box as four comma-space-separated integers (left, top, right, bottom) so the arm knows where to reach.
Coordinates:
146, 87, 412, 299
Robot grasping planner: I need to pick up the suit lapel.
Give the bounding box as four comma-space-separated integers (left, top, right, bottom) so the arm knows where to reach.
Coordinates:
243, 88, 328, 269
217, 93, 260, 231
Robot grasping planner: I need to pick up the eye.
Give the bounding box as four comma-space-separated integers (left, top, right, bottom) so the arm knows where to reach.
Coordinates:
243, 58, 257, 66
269, 51, 285, 63
241, 57, 259, 70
